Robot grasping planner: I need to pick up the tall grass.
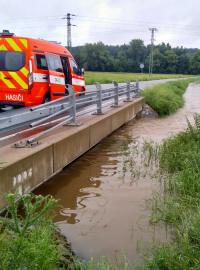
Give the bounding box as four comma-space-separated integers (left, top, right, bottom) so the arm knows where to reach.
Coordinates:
85, 71, 192, 85
142, 80, 191, 116
0, 193, 60, 270
142, 114, 200, 270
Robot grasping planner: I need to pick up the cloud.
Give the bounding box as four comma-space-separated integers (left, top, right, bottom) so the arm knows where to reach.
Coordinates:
0, 0, 200, 48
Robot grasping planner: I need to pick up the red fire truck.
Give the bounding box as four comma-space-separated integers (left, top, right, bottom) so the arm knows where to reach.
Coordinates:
0, 30, 85, 108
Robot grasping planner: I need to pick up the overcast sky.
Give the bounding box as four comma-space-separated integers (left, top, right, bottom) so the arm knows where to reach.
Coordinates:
1, 0, 200, 48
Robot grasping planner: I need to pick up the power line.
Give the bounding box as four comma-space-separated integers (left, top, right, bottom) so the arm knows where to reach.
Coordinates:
2, 13, 200, 48
62, 13, 76, 48
149, 28, 158, 75
2, 14, 200, 32
75, 15, 200, 31
2, 13, 200, 36
8, 21, 200, 37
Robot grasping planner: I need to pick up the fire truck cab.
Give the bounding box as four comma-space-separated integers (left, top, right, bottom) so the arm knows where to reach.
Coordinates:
0, 30, 85, 108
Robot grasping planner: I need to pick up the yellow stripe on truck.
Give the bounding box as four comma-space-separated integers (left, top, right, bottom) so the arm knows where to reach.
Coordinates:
0, 72, 16, 88
8, 72, 28, 89
20, 67, 29, 77
0, 45, 7, 51
19, 38, 28, 49
6, 38, 22, 51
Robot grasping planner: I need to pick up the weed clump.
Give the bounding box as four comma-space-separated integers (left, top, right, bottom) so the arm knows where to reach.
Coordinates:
0, 194, 60, 270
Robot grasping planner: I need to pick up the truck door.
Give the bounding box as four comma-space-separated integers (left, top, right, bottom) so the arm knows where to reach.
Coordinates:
61, 56, 71, 85
69, 58, 85, 93
45, 53, 65, 100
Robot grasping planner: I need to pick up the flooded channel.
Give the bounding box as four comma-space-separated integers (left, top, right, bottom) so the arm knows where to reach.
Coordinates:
35, 83, 200, 263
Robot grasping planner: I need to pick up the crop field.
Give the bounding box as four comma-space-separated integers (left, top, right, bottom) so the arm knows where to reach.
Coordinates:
85, 71, 194, 85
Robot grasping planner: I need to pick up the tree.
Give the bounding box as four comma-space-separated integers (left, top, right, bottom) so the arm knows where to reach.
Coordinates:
189, 51, 200, 74
71, 39, 200, 74
127, 39, 147, 72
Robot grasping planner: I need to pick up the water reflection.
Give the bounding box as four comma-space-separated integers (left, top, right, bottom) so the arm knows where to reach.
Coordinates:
35, 84, 200, 262
35, 129, 168, 263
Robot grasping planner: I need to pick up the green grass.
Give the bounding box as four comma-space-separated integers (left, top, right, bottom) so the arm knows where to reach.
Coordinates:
142, 80, 192, 116
0, 224, 58, 270
0, 193, 60, 270
85, 71, 192, 85
142, 115, 200, 270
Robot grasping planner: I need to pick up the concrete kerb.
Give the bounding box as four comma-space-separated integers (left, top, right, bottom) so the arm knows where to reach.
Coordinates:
0, 97, 144, 209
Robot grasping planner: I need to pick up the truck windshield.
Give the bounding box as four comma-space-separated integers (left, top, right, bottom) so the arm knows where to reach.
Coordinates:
0, 51, 25, 71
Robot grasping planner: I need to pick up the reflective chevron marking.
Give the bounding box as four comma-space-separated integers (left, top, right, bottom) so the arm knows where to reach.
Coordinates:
8, 72, 28, 89
5, 38, 22, 52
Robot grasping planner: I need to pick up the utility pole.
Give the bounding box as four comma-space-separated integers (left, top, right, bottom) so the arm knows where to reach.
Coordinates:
149, 28, 158, 75
62, 13, 76, 49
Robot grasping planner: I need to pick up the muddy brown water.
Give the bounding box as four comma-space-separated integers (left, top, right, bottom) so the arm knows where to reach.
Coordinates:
35, 83, 200, 263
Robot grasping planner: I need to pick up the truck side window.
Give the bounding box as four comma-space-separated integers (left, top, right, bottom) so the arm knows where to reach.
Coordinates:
61, 56, 70, 85
47, 54, 63, 73
35, 54, 48, 70
70, 59, 80, 75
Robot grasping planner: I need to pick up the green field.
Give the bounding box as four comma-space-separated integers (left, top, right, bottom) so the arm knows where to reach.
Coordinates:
85, 71, 193, 85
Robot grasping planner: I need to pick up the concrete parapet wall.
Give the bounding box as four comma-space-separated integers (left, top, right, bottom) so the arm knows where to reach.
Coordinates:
0, 146, 54, 207
0, 97, 144, 209
53, 127, 90, 172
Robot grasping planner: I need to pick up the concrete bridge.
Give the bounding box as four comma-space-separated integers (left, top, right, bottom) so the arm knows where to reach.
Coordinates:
0, 82, 144, 209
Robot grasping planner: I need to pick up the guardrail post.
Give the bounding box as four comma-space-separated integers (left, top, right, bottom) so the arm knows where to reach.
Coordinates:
112, 81, 119, 107
124, 81, 131, 102
94, 82, 103, 115
67, 85, 79, 126
70, 90, 76, 123
135, 80, 140, 97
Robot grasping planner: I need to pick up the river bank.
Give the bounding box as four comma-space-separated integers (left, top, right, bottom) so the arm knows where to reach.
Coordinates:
1, 81, 200, 269
33, 81, 200, 269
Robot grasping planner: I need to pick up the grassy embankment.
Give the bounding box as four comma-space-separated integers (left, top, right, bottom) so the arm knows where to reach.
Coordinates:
85, 71, 192, 85
0, 194, 75, 270
142, 79, 194, 116
137, 79, 200, 269
75, 79, 198, 269
142, 115, 200, 270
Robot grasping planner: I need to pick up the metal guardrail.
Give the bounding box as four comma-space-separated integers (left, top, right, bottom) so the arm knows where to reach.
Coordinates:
1, 81, 141, 147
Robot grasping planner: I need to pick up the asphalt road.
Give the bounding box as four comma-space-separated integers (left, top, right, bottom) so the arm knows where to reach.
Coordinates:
0, 78, 190, 147
0, 77, 187, 116
86, 78, 186, 91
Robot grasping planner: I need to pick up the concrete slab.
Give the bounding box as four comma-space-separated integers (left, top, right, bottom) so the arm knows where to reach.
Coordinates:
89, 117, 112, 148
53, 127, 90, 172
0, 146, 53, 207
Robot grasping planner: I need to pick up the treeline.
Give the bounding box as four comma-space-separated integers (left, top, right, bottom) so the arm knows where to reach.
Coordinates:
71, 39, 200, 74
